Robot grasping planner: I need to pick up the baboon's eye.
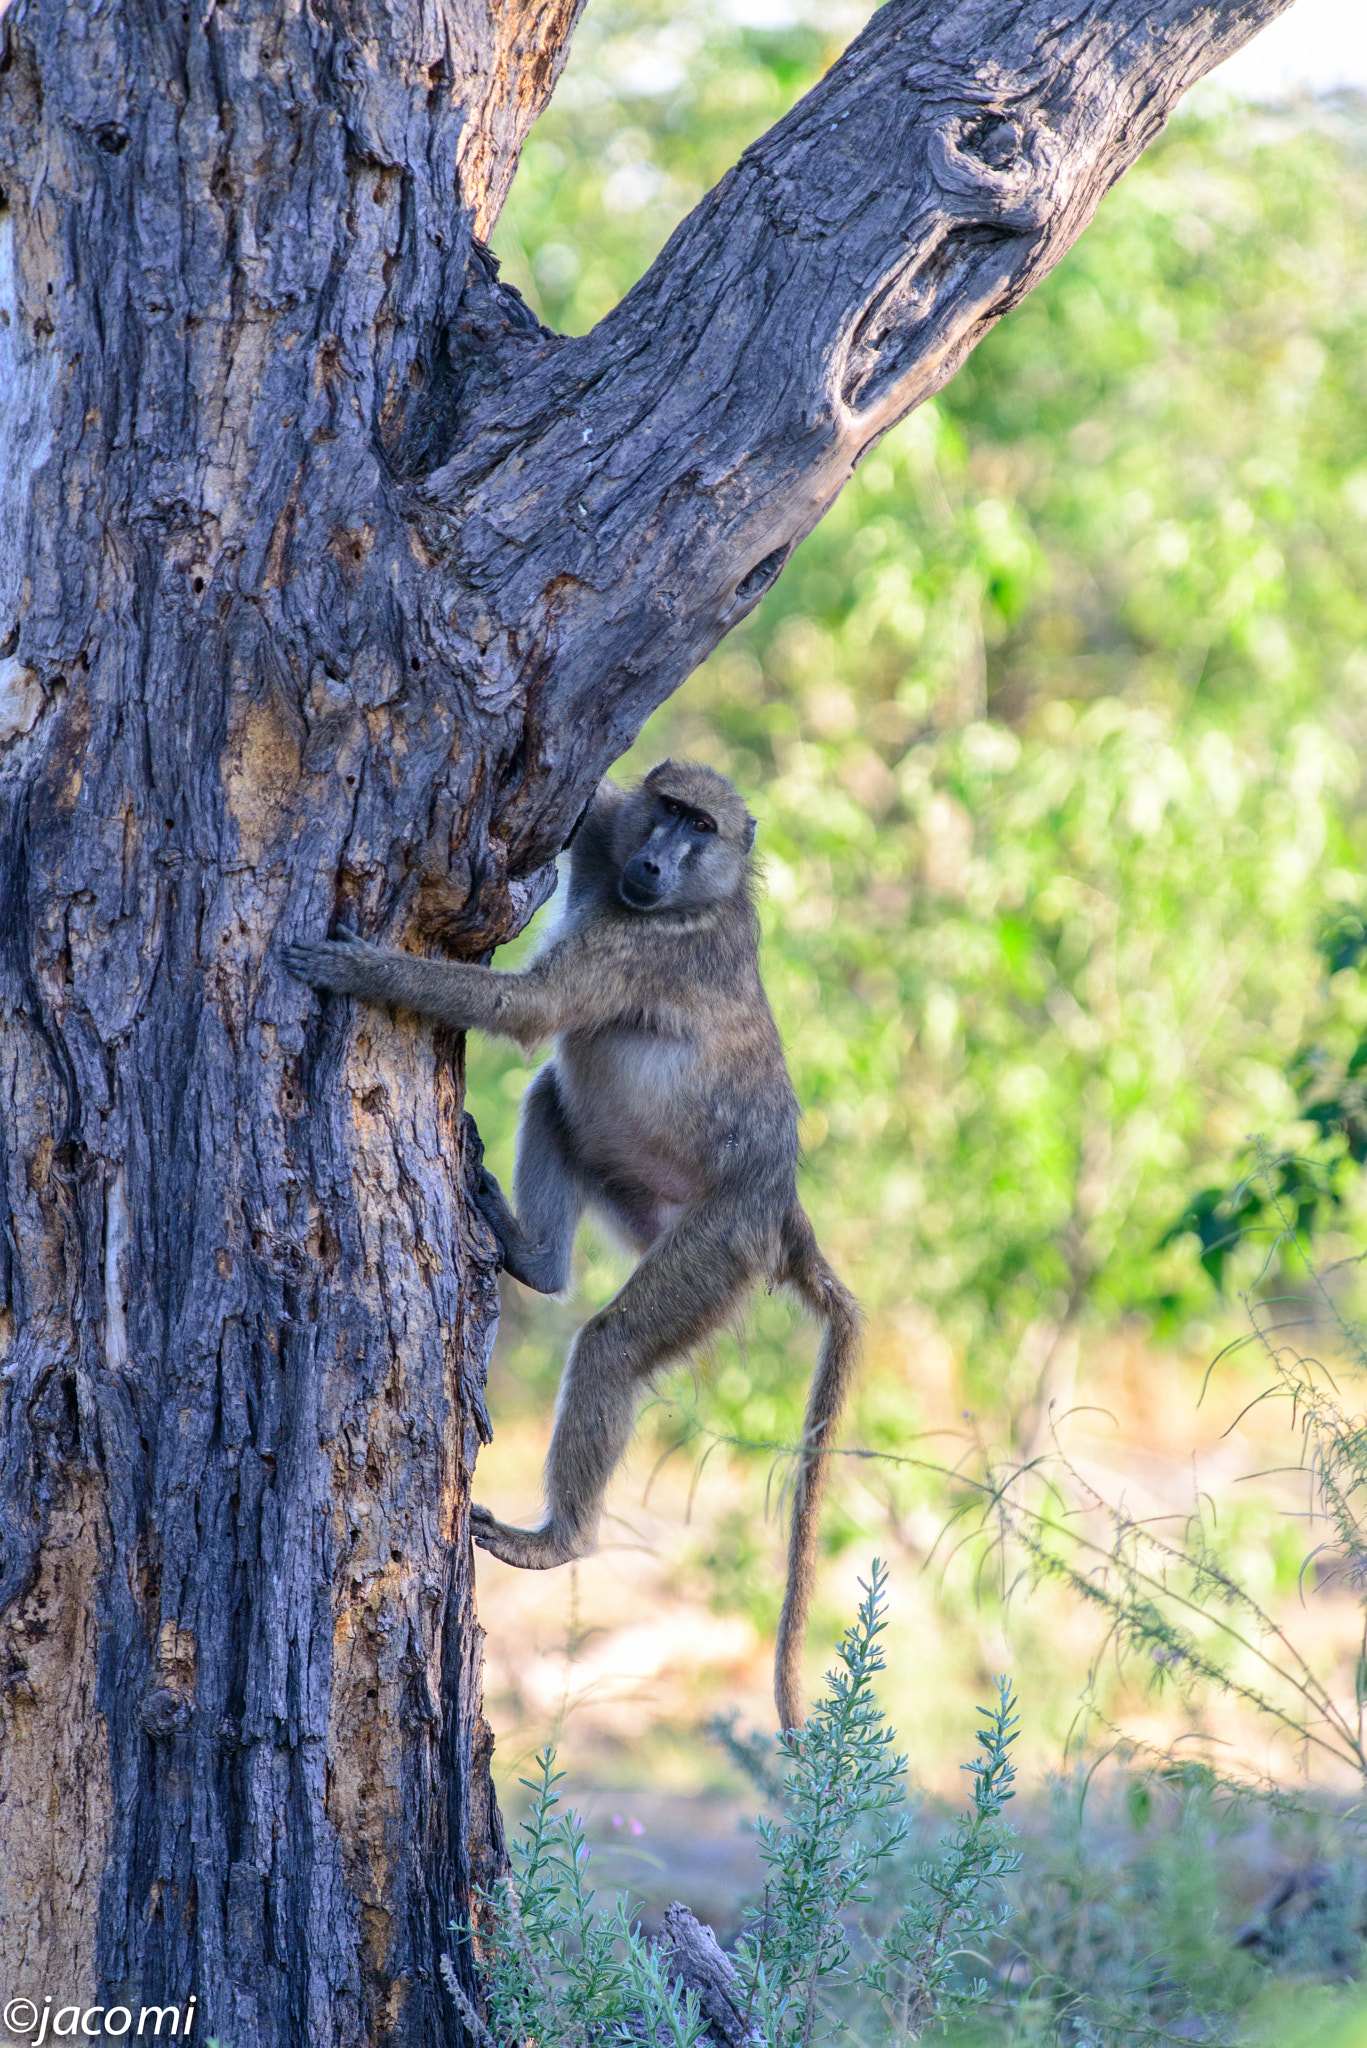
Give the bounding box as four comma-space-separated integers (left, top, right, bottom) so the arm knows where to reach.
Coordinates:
691, 813, 717, 834
663, 798, 681, 816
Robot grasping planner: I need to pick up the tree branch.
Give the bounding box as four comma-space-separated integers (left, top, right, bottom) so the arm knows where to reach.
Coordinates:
414, 0, 1292, 878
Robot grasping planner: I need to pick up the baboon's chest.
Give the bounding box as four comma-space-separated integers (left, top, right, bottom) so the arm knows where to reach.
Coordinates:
557, 1027, 705, 1200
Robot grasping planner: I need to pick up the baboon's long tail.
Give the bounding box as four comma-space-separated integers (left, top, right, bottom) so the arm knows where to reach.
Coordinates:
774, 1203, 862, 1732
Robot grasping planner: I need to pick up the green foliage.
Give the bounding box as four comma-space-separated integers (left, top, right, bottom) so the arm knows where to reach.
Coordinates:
450, 1748, 706, 2048
469, 1279, 1367, 2045
463, 1566, 1019, 2046
1165, 912, 1367, 1286
870, 1678, 1022, 2039
727, 1564, 1018, 2045
993, 1771, 1268, 2047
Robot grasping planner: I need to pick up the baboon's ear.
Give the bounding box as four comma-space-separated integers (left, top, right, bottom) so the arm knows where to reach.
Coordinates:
744, 813, 757, 852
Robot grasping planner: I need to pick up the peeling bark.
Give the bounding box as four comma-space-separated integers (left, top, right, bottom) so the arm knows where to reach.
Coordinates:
0, 0, 1288, 2043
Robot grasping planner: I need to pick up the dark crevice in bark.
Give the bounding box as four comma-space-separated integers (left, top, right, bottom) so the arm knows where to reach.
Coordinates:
842, 222, 1019, 409
734, 546, 790, 605
394, 245, 562, 483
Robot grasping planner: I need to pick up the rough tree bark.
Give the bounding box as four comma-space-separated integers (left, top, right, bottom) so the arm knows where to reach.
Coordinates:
0, 0, 1289, 2042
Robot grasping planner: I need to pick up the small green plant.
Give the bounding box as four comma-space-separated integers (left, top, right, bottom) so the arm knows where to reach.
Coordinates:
871, 1678, 1022, 2038
442, 1748, 706, 2048
452, 1562, 1020, 2046
724, 1563, 1019, 2044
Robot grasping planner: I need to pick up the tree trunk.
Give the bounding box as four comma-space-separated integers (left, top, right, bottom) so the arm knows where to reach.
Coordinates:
0, 0, 1289, 2042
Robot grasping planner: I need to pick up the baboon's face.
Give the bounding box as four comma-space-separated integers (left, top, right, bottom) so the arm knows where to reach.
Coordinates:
617, 780, 750, 912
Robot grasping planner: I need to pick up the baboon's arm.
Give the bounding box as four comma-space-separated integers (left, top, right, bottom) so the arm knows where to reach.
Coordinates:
283, 928, 629, 1047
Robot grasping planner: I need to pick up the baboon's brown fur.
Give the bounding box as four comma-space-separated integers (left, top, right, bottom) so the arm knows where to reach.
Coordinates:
285, 760, 860, 1728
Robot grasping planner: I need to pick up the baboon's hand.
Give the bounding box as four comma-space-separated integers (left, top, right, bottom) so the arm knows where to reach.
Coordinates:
470, 1504, 587, 1569
282, 927, 384, 997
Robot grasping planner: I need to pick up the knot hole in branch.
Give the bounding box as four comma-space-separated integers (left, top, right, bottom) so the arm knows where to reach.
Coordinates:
928, 109, 1061, 232
734, 546, 789, 608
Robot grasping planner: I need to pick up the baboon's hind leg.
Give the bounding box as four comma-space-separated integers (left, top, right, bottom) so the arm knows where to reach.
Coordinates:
471, 1203, 758, 1569
474, 1064, 582, 1294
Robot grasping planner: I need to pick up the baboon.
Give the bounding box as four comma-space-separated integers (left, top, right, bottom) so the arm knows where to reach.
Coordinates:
284, 759, 860, 1729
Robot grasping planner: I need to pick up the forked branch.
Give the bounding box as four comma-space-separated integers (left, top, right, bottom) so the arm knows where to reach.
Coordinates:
410, 0, 1290, 880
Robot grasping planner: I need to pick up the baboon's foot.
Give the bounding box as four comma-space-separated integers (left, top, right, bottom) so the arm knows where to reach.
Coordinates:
469, 1504, 589, 1569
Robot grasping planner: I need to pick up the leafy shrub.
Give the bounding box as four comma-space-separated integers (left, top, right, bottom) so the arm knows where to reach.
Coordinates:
448, 1565, 1019, 2045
